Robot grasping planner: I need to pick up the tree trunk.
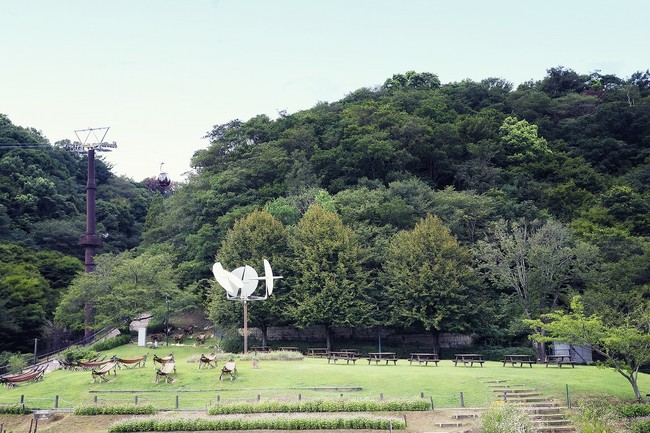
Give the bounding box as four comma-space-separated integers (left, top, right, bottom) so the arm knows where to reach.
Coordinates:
84, 302, 94, 340
533, 340, 546, 362
261, 324, 268, 347
532, 328, 546, 361
624, 368, 643, 402
325, 325, 332, 352
431, 329, 441, 354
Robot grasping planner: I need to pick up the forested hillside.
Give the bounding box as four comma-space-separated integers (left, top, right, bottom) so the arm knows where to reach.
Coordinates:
0, 115, 156, 352
2, 67, 649, 360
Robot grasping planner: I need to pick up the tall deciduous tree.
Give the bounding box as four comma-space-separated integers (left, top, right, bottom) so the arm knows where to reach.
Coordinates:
209, 210, 289, 346
383, 214, 480, 353
289, 205, 372, 350
527, 295, 650, 402
55, 250, 192, 331
476, 219, 596, 359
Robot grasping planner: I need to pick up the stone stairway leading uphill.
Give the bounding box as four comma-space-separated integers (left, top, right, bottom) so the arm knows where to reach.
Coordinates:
489, 380, 576, 433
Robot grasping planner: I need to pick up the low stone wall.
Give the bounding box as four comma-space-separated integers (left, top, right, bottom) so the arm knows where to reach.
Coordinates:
244, 325, 473, 349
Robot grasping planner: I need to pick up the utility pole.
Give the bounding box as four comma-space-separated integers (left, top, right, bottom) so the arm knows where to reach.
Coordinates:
66, 127, 117, 338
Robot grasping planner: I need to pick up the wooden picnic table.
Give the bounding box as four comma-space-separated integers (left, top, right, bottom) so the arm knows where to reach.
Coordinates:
367, 352, 398, 365
545, 354, 575, 368
250, 345, 271, 352
409, 353, 440, 366
327, 351, 359, 364
278, 346, 300, 352
453, 353, 485, 367
307, 348, 329, 357
502, 354, 536, 367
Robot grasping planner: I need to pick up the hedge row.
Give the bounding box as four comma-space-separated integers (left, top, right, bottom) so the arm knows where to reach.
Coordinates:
207, 398, 430, 414
0, 404, 30, 415
108, 416, 405, 432
74, 404, 157, 415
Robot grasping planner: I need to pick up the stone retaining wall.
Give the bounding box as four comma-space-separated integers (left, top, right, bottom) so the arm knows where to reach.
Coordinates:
244, 325, 473, 348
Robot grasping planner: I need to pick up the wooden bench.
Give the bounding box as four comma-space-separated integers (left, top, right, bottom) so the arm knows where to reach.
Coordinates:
367, 352, 398, 365
327, 351, 359, 364
409, 353, 439, 366
278, 346, 300, 352
307, 348, 329, 357
250, 345, 271, 352
502, 354, 535, 367
155, 362, 176, 383
219, 361, 237, 380
545, 355, 575, 368
453, 354, 485, 367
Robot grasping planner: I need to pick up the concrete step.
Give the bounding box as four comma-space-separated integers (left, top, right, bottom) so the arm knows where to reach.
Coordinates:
435, 421, 468, 427
504, 395, 548, 404
531, 413, 566, 420
498, 392, 542, 398
452, 413, 479, 419
519, 401, 562, 408
491, 388, 536, 393
535, 426, 575, 433
534, 419, 572, 426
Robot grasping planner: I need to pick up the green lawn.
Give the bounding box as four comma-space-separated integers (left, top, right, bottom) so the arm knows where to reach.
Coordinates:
1, 343, 647, 410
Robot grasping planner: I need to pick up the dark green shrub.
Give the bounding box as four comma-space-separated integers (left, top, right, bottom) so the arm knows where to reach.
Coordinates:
108, 416, 406, 432
61, 347, 98, 363
208, 398, 430, 414
91, 334, 131, 352
219, 327, 244, 353
74, 404, 157, 415
0, 404, 31, 414
620, 403, 650, 418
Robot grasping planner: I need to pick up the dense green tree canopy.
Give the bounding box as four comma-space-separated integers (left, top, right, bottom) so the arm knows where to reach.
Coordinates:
3, 65, 650, 359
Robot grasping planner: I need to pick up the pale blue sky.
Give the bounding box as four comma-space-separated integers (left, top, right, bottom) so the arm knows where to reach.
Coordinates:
1, 0, 648, 181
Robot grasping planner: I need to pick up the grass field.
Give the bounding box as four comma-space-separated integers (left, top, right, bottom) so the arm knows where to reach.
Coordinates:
1, 342, 648, 411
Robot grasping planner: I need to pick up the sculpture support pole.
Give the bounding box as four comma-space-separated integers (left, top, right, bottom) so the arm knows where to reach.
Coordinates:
243, 301, 248, 354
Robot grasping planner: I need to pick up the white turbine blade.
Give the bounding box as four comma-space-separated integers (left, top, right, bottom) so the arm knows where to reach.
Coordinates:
264, 259, 275, 295
263, 259, 282, 296
232, 265, 258, 298
225, 269, 245, 289
212, 262, 242, 297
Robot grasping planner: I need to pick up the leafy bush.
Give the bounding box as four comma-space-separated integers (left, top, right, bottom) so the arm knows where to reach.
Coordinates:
620, 403, 650, 418
572, 398, 620, 433
0, 404, 31, 415
632, 419, 650, 433
61, 347, 98, 363
480, 401, 535, 433
208, 398, 430, 414
108, 415, 406, 432
7, 353, 30, 373
74, 404, 157, 415
219, 327, 244, 353
238, 351, 304, 361
91, 334, 131, 352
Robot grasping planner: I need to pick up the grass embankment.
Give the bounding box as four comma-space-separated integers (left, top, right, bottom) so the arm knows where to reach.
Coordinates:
0, 342, 647, 410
